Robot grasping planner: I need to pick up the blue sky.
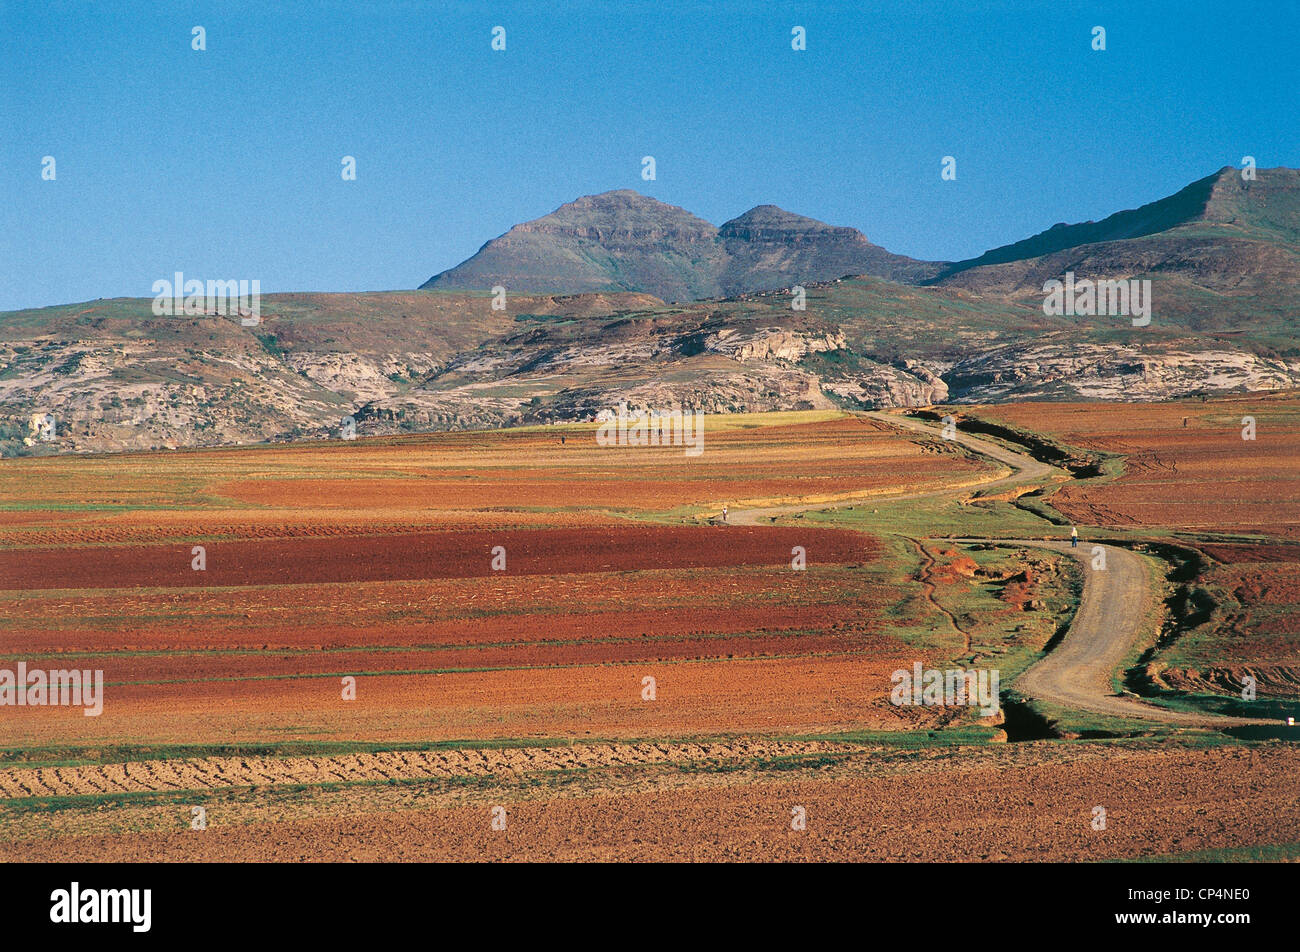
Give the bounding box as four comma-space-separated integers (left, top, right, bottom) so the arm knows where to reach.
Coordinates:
2, 0, 1295, 310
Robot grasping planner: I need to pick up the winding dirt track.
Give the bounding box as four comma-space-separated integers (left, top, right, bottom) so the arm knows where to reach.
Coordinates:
964, 539, 1267, 725
730, 411, 1053, 525
735, 411, 1274, 727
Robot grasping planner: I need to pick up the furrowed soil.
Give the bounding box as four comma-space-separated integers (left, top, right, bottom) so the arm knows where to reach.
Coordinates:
3, 743, 1294, 862
0, 524, 872, 589
0, 413, 972, 752
973, 392, 1300, 538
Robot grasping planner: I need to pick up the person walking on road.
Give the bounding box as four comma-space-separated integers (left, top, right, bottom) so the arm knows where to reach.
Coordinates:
721, 505, 728, 523
1070, 526, 1078, 548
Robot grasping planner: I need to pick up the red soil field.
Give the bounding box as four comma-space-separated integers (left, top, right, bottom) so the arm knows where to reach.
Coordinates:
0, 415, 991, 526
1, 598, 863, 652
974, 393, 1300, 538
0, 654, 934, 749
0, 525, 872, 590
1199, 543, 1300, 565
1173, 541, 1300, 671
2, 412, 959, 750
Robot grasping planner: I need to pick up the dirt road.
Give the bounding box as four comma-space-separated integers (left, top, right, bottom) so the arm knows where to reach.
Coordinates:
962, 539, 1268, 725
730, 411, 1053, 525
732, 411, 1275, 727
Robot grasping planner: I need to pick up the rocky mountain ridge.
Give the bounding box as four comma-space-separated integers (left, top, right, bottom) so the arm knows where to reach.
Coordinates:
4, 166, 1298, 454
422, 190, 943, 301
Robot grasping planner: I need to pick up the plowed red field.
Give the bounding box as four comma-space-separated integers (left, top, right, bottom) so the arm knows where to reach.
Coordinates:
0, 525, 870, 590
975, 392, 1300, 538
0, 413, 967, 751
1157, 541, 1300, 687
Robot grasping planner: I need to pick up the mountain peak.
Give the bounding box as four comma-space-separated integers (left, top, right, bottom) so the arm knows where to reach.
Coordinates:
543, 188, 706, 215
510, 190, 717, 239
939, 166, 1281, 278
935, 165, 1300, 291
726, 204, 819, 225
553, 189, 680, 210
420, 192, 946, 300
720, 204, 850, 236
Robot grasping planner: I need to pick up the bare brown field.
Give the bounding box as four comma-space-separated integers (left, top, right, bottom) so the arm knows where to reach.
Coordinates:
0, 539, 921, 746
0, 413, 994, 545
973, 391, 1300, 538
0, 654, 934, 750
2, 743, 1293, 862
